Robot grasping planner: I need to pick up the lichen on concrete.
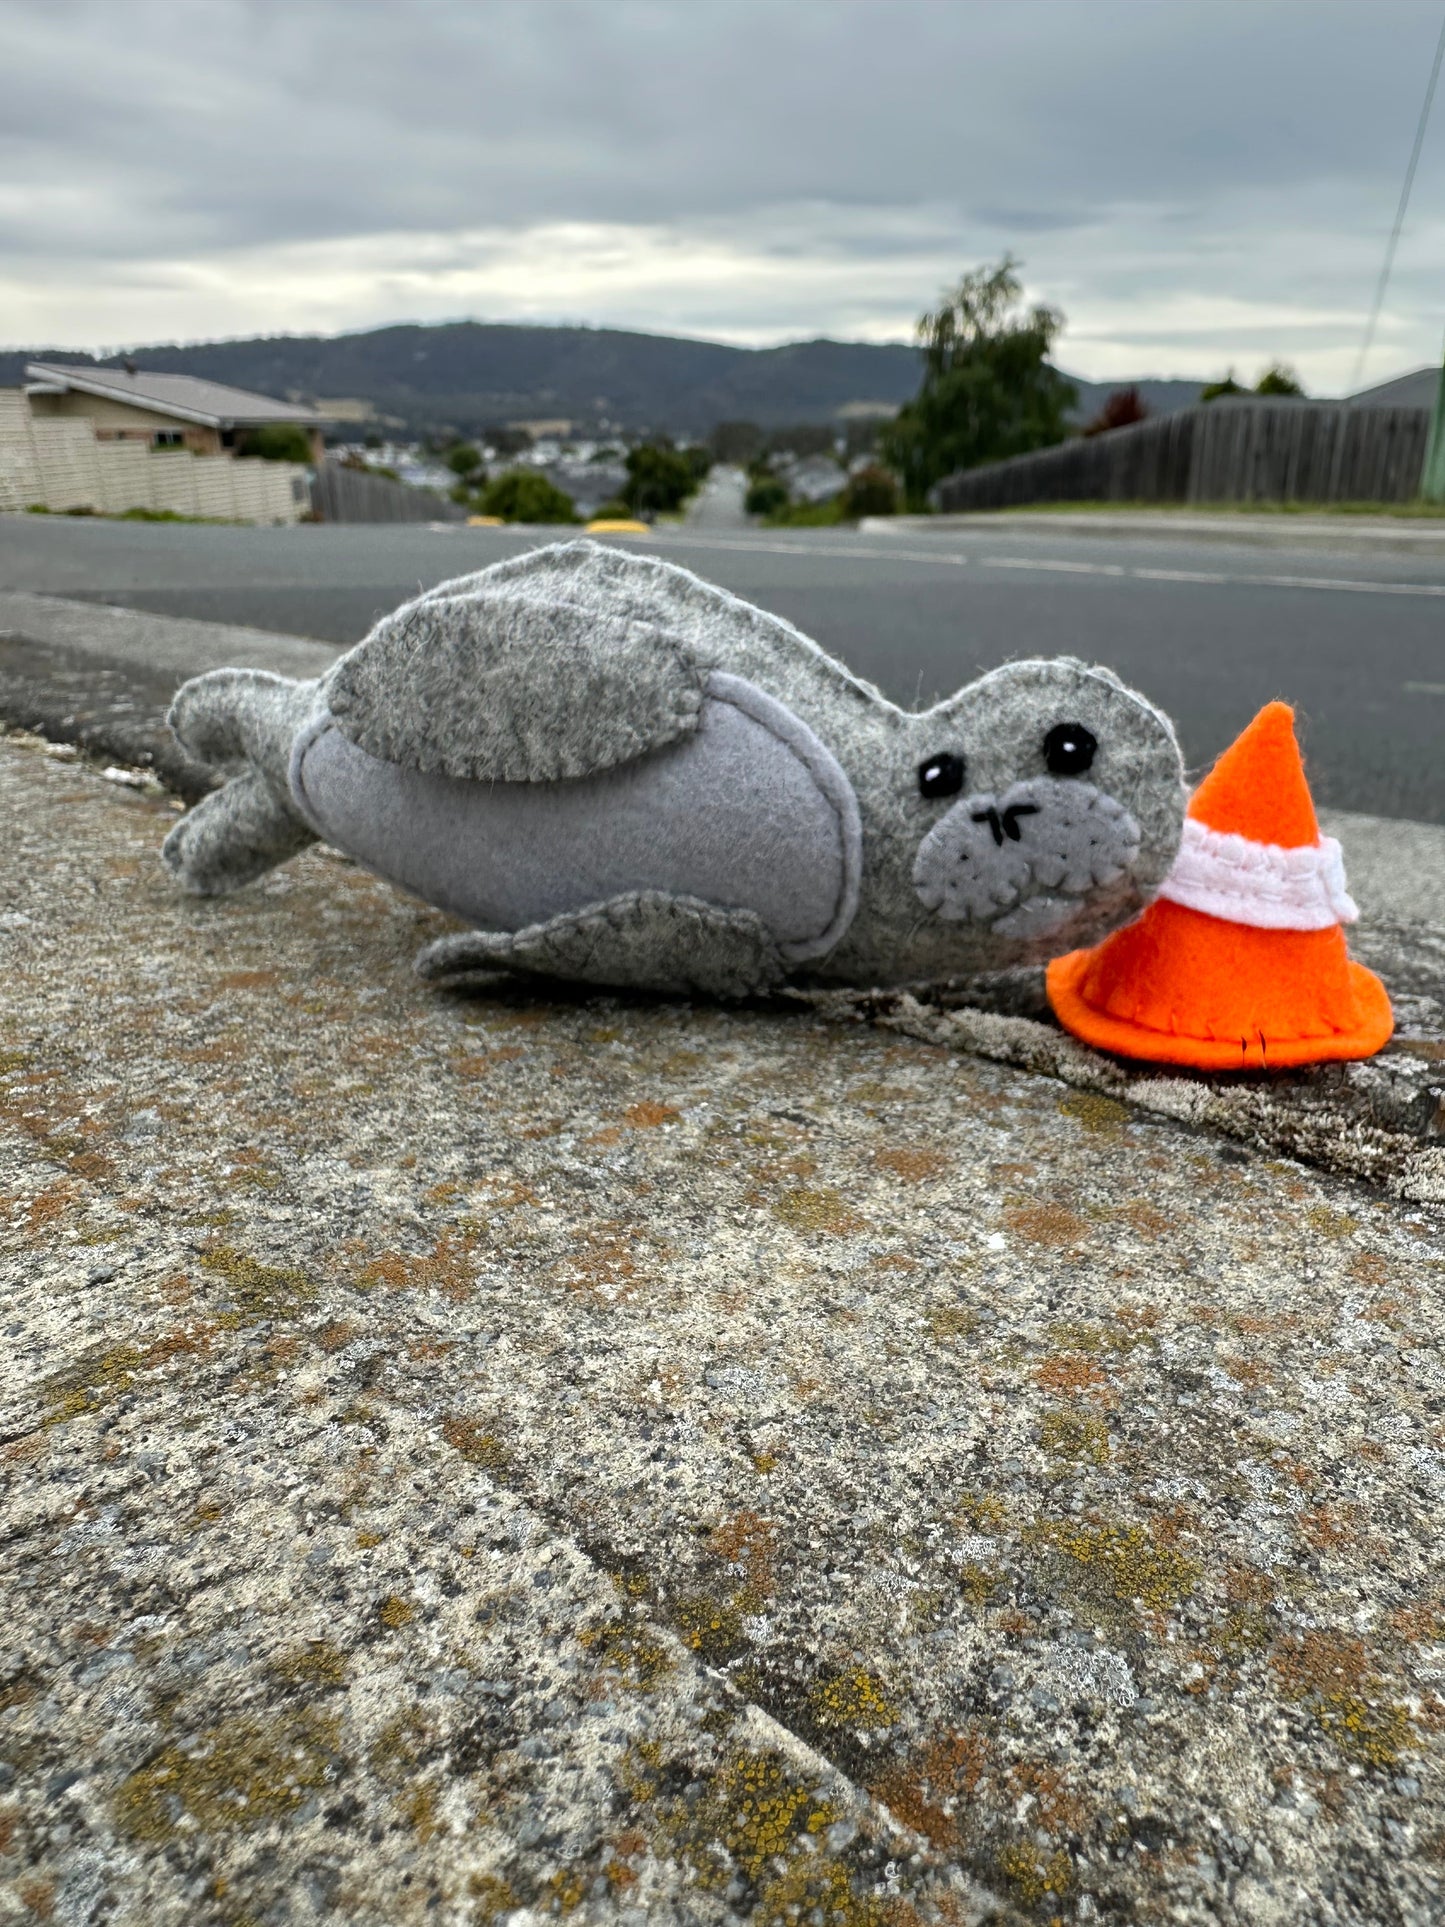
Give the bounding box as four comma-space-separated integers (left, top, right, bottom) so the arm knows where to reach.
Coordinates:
2, 733, 1445, 1924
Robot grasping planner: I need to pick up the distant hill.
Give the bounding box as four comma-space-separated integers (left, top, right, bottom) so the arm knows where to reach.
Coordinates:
1065, 375, 1205, 420
0, 321, 1206, 438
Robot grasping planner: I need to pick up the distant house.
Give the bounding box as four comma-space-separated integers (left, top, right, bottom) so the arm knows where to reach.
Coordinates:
23, 363, 329, 461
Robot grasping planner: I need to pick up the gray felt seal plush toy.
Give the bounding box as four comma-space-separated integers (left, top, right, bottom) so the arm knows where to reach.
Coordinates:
161, 540, 1186, 997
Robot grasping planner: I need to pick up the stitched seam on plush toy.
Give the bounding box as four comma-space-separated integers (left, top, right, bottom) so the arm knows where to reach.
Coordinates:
326, 597, 708, 781
286, 710, 334, 838
703, 671, 862, 963
416, 892, 779, 994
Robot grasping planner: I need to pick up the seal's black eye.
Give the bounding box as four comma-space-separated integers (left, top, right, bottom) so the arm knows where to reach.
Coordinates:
1043, 722, 1097, 776
918, 751, 965, 799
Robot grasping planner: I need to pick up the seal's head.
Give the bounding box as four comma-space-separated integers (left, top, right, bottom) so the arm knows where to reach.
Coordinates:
897, 657, 1185, 965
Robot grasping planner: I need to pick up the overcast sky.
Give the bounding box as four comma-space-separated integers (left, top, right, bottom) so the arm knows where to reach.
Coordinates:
4, 0, 1445, 391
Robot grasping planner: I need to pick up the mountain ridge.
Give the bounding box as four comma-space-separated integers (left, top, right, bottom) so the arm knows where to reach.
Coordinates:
0, 320, 1205, 437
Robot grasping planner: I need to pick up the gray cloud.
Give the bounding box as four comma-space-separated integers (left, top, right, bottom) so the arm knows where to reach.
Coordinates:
3, 0, 1444, 386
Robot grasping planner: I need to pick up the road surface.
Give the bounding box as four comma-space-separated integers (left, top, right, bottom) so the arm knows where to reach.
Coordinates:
3, 511, 1443, 820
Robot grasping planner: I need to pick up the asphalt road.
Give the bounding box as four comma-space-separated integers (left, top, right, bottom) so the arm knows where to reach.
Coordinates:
3, 512, 1444, 820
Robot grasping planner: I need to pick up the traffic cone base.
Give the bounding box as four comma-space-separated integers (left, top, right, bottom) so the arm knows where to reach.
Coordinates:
1045, 701, 1393, 1071
1047, 900, 1394, 1071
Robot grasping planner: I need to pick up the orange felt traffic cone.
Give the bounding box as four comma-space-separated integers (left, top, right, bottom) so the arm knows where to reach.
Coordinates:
1046, 702, 1392, 1070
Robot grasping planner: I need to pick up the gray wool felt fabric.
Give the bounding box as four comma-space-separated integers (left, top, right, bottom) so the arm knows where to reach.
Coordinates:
160, 540, 1188, 993
290, 672, 861, 964
912, 777, 1141, 941
414, 894, 784, 1000
327, 597, 708, 783
162, 767, 318, 896
163, 668, 319, 897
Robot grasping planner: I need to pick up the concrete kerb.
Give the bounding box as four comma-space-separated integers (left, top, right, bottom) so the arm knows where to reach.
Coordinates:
2, 589, 1441, 1201
0, 589, 338, 798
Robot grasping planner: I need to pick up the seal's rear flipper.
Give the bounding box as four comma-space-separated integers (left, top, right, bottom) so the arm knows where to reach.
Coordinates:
162, 769, 317, 896
415, 892, 785, 999
168, 669, 315, 788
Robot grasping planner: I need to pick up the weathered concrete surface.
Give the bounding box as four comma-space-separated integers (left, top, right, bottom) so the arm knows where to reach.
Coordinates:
1, 591, 1442, 1205
0, 592, 335, 800
4, 734, 1445, 1925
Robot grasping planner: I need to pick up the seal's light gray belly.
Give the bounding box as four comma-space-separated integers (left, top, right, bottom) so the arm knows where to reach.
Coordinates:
289, 671, 861, 962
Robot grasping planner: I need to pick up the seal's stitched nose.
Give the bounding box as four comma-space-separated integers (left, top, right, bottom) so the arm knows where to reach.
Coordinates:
1001, 802, 1040, 842
971, 805, 1005, 846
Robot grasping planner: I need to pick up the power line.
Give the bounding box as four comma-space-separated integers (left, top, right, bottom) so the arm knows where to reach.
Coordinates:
1349, 6, 1445, 397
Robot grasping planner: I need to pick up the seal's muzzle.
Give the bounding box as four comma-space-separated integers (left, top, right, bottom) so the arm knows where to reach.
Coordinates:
911, 776, 1141, 939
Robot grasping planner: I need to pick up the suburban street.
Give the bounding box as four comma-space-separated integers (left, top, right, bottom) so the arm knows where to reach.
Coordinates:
2, 511, 1444, 821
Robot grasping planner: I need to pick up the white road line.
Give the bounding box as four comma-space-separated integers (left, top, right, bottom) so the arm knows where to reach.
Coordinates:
982, 556, 1127, 575
596, 528, 1445, 600
1252, 573, 1445, 597
644, 532, 970, 565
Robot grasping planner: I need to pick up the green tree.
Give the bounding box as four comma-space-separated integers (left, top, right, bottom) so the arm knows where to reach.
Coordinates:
444, 442, 483, 476
840, 464, 899, 518
622, 442, 696, 514
744, 475, 789, 517
477, 469, 578, 523
879, 257, 1075, 508
1254, 363, 1306, 397
484, 425, 533, 458
238, 423, 314, 463
1199, 371, 1247, 403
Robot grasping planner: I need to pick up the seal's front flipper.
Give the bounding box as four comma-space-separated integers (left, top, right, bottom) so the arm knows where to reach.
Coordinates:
162, 769, 317, 896
414, 892, 785, 999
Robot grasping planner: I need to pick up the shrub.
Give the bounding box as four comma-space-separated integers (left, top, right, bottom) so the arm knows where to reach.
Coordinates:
238, 423, 314, 463
1081, 386, 1149, 437
1200, 372, 1247, 403
622, 442, 696, 514
590, 497, 634, 520
477, 469, 578, 523
764, 496, 847, 528
444, 442, 483, 476
745, 476, 789, 517
1255, 363, 1306, 397
841, 464, 899, 517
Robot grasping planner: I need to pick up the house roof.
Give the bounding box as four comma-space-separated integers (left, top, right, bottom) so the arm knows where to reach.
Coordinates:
23, 363, 329, 428
1346, 366, 1439, 409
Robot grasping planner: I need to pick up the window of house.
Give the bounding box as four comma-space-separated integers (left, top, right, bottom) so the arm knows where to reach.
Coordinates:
153, 431, 185, 449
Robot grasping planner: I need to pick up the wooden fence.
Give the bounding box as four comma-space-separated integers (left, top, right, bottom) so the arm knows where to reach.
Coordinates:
0, 393, 307, 522
933, 402, 1432, 512
309, 459, 465, 524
